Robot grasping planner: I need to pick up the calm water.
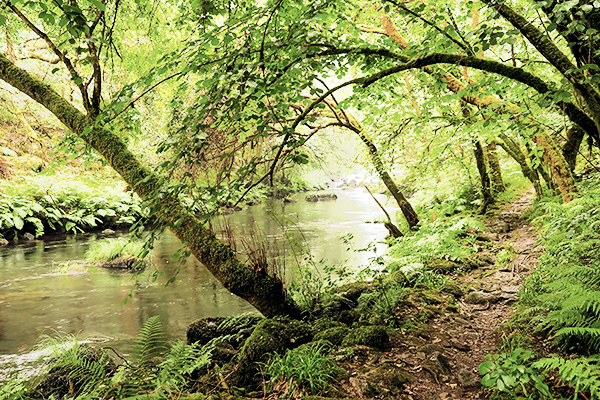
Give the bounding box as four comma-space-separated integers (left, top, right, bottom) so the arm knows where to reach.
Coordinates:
0, 189, 395, 356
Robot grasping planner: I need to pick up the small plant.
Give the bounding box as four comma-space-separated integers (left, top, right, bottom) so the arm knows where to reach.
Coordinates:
479, 348, 552, 399
84, 238, 145, 263
263, 342, 338, 398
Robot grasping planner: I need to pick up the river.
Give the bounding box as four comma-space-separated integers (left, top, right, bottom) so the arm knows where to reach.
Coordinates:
0, 189, 396, 356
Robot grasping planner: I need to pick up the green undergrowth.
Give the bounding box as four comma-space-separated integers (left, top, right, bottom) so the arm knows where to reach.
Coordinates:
0, 173, 145, 239
480, 174, 600, 399
84, 238, 147, 263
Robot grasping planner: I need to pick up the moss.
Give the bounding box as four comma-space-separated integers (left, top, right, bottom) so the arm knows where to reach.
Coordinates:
342, 326, 389, 349
371, 363, 414, 390
313, 318, 343, 331
187, 317, 226, 346
237, 318, 313, 367
425, 259, 463, 273
338, 309, 361, 325
335, 281, 373, 302
440, 282, 464, 298
314, 326, 351, 346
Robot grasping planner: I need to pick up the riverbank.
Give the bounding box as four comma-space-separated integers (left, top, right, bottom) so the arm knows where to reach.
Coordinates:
0, 189, 527, 397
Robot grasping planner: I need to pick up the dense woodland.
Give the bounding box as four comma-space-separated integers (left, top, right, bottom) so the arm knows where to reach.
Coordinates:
2, 0, 600, 398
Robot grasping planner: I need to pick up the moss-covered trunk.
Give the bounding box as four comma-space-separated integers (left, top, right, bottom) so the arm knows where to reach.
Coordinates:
563, 125, 585, 172
354, 129, 419, 229
473, 140, 492, 214
0, 53, 300, 318
535, 132, 578, 202
484, 141, 506, 195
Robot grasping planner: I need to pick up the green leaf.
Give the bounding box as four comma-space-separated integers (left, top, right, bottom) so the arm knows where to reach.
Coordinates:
481, 373, 497, 388
479, 361, 495, 375
89, 0, 106, 11
13, 215, 24, 230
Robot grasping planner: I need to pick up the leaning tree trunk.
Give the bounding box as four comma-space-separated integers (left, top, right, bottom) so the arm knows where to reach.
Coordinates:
0, 52, 300, 318
353, 128, 419, 229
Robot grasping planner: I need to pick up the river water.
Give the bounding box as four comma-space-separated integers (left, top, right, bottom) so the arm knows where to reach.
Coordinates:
0, 189, 395, 356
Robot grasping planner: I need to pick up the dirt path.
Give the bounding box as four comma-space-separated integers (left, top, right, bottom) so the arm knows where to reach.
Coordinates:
337, 190, 540, 400
394, 189, 541, 400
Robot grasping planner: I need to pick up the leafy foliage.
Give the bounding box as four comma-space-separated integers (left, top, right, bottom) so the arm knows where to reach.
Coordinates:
84, 238, 146, 263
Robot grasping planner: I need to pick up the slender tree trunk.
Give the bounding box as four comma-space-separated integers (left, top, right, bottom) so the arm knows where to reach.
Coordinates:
498, 133, 543, 199
484, 141, 506, 194
535, 132, 578, 202
353, 128, 419, 229
0, 53, 300, 318
473, 140, 492, 214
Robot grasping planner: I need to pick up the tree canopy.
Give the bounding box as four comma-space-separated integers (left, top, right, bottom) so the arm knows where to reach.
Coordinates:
1, 0, 599, 314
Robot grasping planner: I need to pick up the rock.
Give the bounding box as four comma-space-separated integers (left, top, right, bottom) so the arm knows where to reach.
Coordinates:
337, 309, 361, 325
464, 291, 502, 304
23, 232, 35, 241
349, 377, 381, 398
423, 351, 451, 382
95, 256, 146, 271
211, 341, 238, 364
31, 344, 117, 398
282, 197, 297, 203
371, 363, 414, 390
335, 282, 373, 302
101, 229, 116, 236
342, 326, 389, 349
232, 318, 313, 386
446, 338, 470, 351
425, 259, 462, 273
440, 282, 464, 298
476, 233, 499, 242
187, 317, 226, 346
0, 238, 8, 246
314, 326, 350, 346
305, 193, 338, 202
457, 368, 480, 390
418, 343, 445, 355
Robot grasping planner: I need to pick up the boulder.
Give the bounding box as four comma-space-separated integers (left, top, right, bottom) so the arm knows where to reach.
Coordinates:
95, 256, 146, 271
23, 232, 35, 241
187, 317, 226, 346
0, 238, 8, 246
305, 193, 338, 202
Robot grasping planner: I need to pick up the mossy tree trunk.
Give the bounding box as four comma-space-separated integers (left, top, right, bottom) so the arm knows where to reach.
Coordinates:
0, 53, 300, 318
484, 141, 506, 195
354, 128, 419, 229
563, 125, 585, 172
535, 132, 578, 202
473, 140, 492, 214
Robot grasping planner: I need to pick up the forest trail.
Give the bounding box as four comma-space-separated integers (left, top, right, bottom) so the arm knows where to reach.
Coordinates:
337, 190, 542, 400
401, 189, 540, 400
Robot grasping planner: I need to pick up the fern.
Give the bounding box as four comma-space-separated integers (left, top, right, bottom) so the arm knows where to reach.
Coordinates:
132, 316, 168, 368
533, 356, 600, 398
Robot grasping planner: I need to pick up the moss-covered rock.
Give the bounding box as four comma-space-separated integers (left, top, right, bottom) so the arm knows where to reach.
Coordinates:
313, 318, 344, 331
314, 326, 350, 346
95, 255, 146, 271
238, 319, 313, 364
338, 309, 361, 325
335, 281, 373, 302
187, 317, 226, 346
342, 326, 389, 349
371, 363, 414, 390
440, 282, 464, 298
425, 259, 463, 273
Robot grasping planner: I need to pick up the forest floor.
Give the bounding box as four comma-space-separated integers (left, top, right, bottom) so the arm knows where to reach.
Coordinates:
333, 190, 541, 400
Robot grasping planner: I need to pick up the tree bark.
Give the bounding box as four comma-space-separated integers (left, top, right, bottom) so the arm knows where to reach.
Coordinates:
355, 129, 419, 229
473, 140, 492, 214
535, 132, 578, 202
484, 141, 506, 195
0, 52, 300, 318
563, 125, 586, 172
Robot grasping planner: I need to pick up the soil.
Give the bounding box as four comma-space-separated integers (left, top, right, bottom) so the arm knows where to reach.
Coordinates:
332, 189, 541, 400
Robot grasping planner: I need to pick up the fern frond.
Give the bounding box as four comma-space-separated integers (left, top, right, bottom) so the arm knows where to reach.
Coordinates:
133, 316, 167, 368
556, 327, 600, 353
534, 356, 600, 398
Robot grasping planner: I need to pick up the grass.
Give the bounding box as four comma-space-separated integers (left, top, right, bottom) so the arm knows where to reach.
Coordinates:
84, 238, 146, 263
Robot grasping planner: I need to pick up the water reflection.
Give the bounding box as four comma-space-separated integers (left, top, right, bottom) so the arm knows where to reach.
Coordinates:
0, 189, 396, 355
